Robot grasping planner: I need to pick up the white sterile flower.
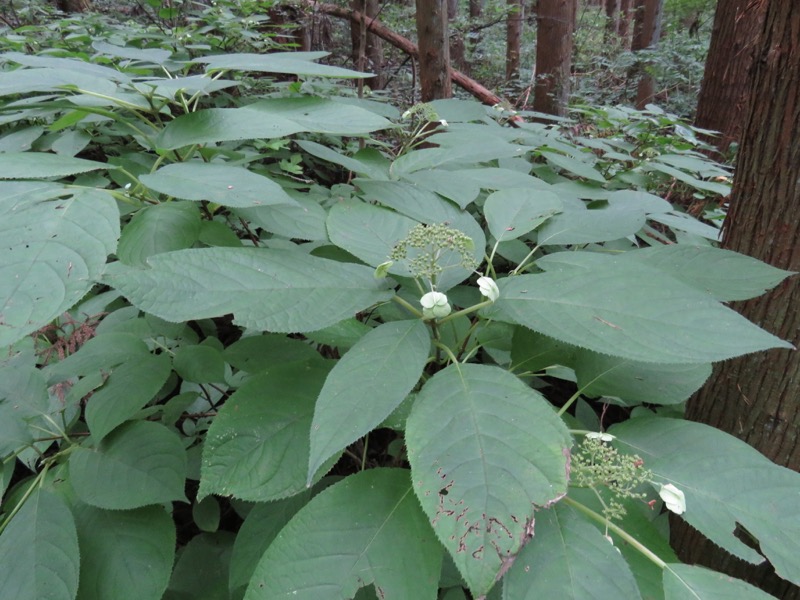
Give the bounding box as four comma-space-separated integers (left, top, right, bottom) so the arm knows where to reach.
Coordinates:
439, 119, 448, 127
420, 291, 451, 319
586, 431, 615, 442
659, 484, 686, 515
402, 109, 412, 119
477, 276, 500, 302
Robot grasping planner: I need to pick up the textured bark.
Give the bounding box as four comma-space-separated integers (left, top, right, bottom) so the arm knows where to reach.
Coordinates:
694, 0, 767, 152
55, 0, 90, 11
415, 0, 452, 101
506, 0, 524, 80
618, 0, 633, 46
671, 3, 800, 597
631, 0, 663, 108
534, 0, 575, 116
308, 2, 506, 107
604, 0, 620, 40
447, 0, 458, 20
469, 0, 484, 18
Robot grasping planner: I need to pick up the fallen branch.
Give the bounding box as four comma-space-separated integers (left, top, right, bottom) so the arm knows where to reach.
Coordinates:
306, 2, 506, 109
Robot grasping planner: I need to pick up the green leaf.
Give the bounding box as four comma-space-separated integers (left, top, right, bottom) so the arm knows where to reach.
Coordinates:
484, 188, 562, 241
574, 351, 712, 406
192, 497, 221, 533
308, 320, 430, 482
406, 364, 571, 597
199, 362, 334, 502
104, 247, 393, 334
236, 192, 329, 242
503, 504, 642, 600
69, 420, 187, 510
229, 492, 311, 594
620, 245, 793, 302
73, 504, 175, 600
296, 140, 388, 180
173, 344, 226, 383
92, 40, 172, 65
140, 163, 295, 208
540, 150, 606, 183
0, 152, 111, 179
663, 564, 777, 600
643, 162, 731, 195
0, 489, 80, 600
304, 318, 373, 352
223, 334, 322, 373
117, 202, 202, 267
491, 256, 792, 363
43, 333, 148, 382
85, 352, 172, 441
198, 51, 371, 78
165, 532, 235, 600
612, 417, 800, 585
510, 327, 576, 373
648, 212, 721, 241
537, 206, 646, 245
244, 469, 442, 600
0, 188, 119, 347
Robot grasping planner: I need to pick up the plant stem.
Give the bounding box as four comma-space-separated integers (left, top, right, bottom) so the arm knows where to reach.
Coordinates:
437, 299, 494, 325
391, 294, 423, 318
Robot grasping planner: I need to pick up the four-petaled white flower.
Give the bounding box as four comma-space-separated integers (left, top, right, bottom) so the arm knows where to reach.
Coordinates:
477, 276, 500, 302
658, 483, 686, 515
439, 119, 448, 127
586, 431, 615, 442
420, 291, 451, 319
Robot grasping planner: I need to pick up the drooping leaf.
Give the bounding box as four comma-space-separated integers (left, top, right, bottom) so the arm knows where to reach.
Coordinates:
537, 206, 646, 245
503, 504, 642, 600
648, 212, 721, 241
117, 202, 202, 267
164, 532, 235, 600
491, 256, 792, 364
85, 352, 172, 441
223, 334, 323, 373
173, 344, 226, 383
43, 332, 148, 382
199, 362, 334, 502
296, 140, 389, 180
0, 188, 119, 347
69, 420, 187, 510
0, 489, 80, 600
140, 163, 295, 208
244, 469, 442, 600
484, 188, 562, 241
612, 417, 800, 585
0, 152, 111, 179
308, 320, 430, 482
406, 364, 572, 597
104, 247, 393, 334
643, 162, 731, 195
236, 192, 329, 242
662, 564, 777, 600
540, 150, 606, 183
198, 51, 371, 78
73, 504, 175, 600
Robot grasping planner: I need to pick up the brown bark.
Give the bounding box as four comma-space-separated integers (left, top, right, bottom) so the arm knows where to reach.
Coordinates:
694, 0, 767, 153
604, 0, 620, 41
447, 0, 458, 20
470, 0, 484, 18
350, 0, 384, 89
308, 2, 506, 107
631, 0, 664, 108
671, 3, 800, 597
506, 0, 524, 80
618, 0, 633, 46
55, 0, 90, 11
534, 0, 575, 116
415, 0, 452, 101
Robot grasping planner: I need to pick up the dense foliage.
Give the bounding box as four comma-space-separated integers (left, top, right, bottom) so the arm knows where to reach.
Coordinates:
0, 4, 798, 600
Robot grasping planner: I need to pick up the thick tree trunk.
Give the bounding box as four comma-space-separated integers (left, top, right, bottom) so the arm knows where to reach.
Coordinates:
604, 0, 620, 41
671, 3, 800, 597
694, 0, 766, 152
55, 0, 90, 11
506, 0, 524, 80
469, 0, 484, 18
415, 0, 452, 101
618, 0, 633, 47
631, 0, 664, 108
534, 0, 575, 116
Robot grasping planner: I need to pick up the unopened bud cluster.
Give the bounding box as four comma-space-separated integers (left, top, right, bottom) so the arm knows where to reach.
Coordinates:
572, 435, 651, 521
390, 223, 477, 282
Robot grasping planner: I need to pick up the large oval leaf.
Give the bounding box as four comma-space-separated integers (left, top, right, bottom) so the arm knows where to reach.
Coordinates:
308, 319, 430, 482
663, 564, 776, 600
0, 152, 111, 179
104, 247, 393, 334
199, 362, 334, 502
491, 256, 792, 364
73, 504, 175, 600
0, 188, 119, 347
484, 188, 562, 242
69, 420, 187, 510
244, 469, 442, 600
117, 201, 201, 267
406, 364, 572, 597
0, 489, 79, 600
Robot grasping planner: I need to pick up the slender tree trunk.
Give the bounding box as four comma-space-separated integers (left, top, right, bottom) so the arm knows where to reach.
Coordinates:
469, 0, 484, 18
350, 0, 384, 88
415, 0, 452, 101
618, 0, 633, 46
447, 0, 458, 20
55, 0, 90, 11
671, 3, 800, 597
694, 0, 766, 152
631, 0, 664, 108
506, 0, 524, 80
534, 0, 575, 116
604, 0, 620, 41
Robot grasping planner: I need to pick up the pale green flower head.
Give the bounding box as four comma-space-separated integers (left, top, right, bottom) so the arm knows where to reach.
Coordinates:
420, 291, 451, 320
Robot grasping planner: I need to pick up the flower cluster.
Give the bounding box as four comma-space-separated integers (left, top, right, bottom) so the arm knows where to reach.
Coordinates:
390, 223, 477, 283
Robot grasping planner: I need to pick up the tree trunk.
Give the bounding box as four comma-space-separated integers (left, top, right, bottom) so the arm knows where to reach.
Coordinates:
618, 0, 633, 46
469, 0, 484, 18
671, 3, 800, 597
534, 0, 575, 116
55, 0, 90, 11
631, 0, 664, 108
447, 0, 458, 20
604, 0, 620, 41
506, 0, 524, 80
350, 0, 384, 88
415, 0, 452, 101
694, 0, 766, 153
